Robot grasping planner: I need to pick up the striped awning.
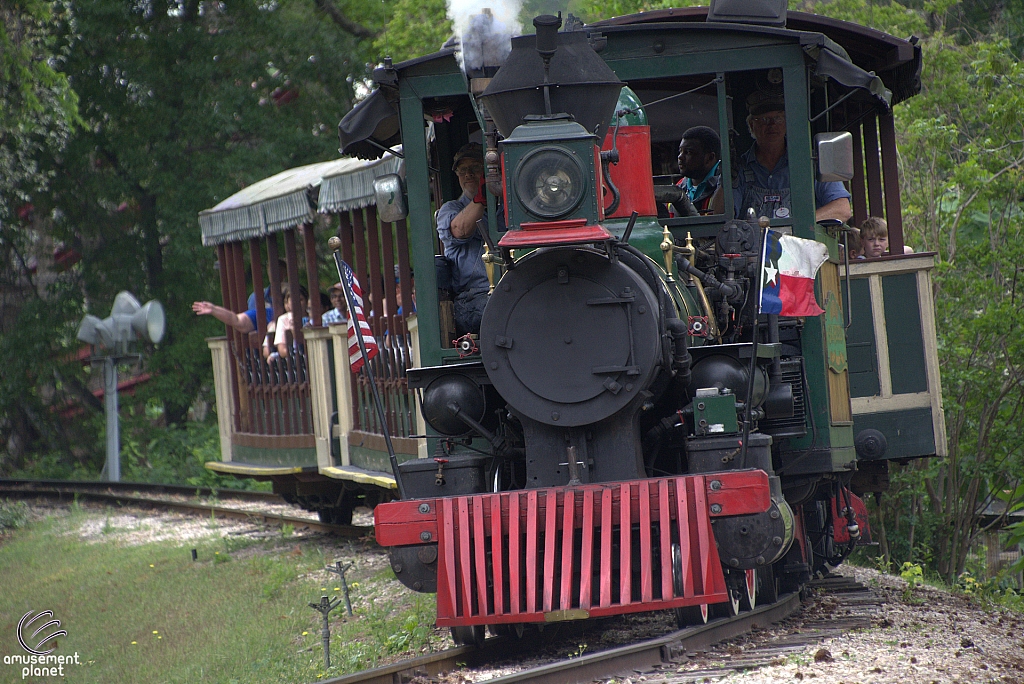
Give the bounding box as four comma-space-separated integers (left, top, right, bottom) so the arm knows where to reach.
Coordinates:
198, 151, 403, 247
317, 150, 402, 214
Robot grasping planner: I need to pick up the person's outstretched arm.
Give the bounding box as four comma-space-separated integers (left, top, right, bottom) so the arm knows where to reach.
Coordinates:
192, 301, 255, 333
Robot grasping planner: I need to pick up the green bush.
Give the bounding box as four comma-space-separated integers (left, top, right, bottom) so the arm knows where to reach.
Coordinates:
0, 501, 29, 530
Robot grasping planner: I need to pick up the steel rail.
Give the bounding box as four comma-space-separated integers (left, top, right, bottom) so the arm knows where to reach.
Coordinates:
0, 478, 281, 502
0, 484, 369, 538
320, 592, 801, 684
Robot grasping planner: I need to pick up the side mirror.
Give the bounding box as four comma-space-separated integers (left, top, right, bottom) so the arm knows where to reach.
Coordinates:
815, 132, 854, 182
373, 174, 407, 222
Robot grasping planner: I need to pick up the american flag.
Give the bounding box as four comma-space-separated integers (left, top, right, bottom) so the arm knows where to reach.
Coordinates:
342, 262, 379, 371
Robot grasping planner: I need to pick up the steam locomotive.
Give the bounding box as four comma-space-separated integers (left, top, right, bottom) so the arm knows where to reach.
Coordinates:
360, 6, 935, 645
197, 3, 939, 648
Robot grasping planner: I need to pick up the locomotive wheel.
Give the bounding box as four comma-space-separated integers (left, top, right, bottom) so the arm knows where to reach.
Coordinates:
739, 569, 757, 611
674, 603, 709, 628
317, 500, 354, 525
450, 625, 485, 647
672, 541, 709, 628
758, 565, 779, 605
710, 589, 740, 619
710, 570, 742, 618
488, 623, 526, 639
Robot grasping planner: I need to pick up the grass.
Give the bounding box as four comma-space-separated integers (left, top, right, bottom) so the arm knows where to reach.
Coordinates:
0, 505, 444, 683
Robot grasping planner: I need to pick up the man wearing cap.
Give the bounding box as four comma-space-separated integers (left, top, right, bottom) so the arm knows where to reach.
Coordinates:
435, 142, 497, 335
733, 77, 851, 223
322, 283, 348, 325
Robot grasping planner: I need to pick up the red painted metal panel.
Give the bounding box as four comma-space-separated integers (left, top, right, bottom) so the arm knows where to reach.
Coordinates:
526, 490, 538, 614
472, 496, 488, 617
600, 126, 659, 218
619, 483, 632, 606
560, 490, 575, 610
498, 221, 614, 248
579, 488, 595, 610
438, 498, 458, 620
659, 479, 672, 600
706, 469, 770, 515
377, 474, 755, 625
639, 480, 653, 603
600, 487, 613, 608
373, 524, 439, 547
542, 490, 557, 612
490, 494, 505, 615
509, 492, 521, 615
693, 479, 714, 596
676, 477, 693, 597
457, 498, 473, 617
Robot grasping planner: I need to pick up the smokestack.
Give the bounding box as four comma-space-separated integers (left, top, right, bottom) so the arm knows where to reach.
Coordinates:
449, 2, 522, 77
480, 23, 623, 139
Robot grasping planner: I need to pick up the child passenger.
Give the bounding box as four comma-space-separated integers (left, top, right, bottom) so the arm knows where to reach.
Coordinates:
272, 284, 309, 358
859, 217, 889, 258
845, 226, 863, 260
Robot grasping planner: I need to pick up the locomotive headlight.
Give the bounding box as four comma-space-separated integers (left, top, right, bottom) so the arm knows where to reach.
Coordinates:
515, 146, 585, 219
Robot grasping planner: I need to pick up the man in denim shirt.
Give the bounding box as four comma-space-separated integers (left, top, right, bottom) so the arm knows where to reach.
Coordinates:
733, 79, 851, 223
435, 143, 495, 334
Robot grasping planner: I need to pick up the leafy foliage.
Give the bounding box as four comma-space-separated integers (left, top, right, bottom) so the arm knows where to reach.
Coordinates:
375, 0, 452, 62
1, 0, 375, 473
815, 0, 1024, 583
0, 0, 80, 218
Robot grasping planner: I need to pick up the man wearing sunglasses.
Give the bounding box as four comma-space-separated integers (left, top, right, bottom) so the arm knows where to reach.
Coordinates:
733, 75, 851, 224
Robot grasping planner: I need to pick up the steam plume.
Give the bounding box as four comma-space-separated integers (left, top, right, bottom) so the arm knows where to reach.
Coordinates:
448, 0, 523, 74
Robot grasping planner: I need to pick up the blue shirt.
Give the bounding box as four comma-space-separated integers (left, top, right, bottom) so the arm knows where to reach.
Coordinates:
684, 161, 721, 205
733, 145, 850, 219
243, 307, 275, 330
321, 308, 347, 325
435, 194, 491, 294
247, 287, 271, 311
672, 162, 722, 216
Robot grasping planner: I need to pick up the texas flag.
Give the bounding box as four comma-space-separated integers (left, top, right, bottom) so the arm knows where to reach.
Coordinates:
759, 229, 829, 317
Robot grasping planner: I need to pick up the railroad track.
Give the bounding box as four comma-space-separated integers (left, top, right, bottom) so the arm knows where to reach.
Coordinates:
0, 478, 281, 502
0, 478, 369, 538
670, 574, 882, 682
321, 591, 802, 684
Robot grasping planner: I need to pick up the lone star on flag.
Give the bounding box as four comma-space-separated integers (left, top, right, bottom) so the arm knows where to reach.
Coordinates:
763, 261, 779, 287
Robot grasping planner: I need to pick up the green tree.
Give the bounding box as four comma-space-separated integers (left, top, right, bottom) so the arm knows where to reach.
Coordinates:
814, 0, 1024, 582
0, 0, 375, 473
374, 0, 452, 63
0, 1, 80, 217
0, 1, 83, 465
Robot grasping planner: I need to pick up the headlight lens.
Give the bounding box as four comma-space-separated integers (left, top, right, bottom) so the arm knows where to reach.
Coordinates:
515, 147, 585, 219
